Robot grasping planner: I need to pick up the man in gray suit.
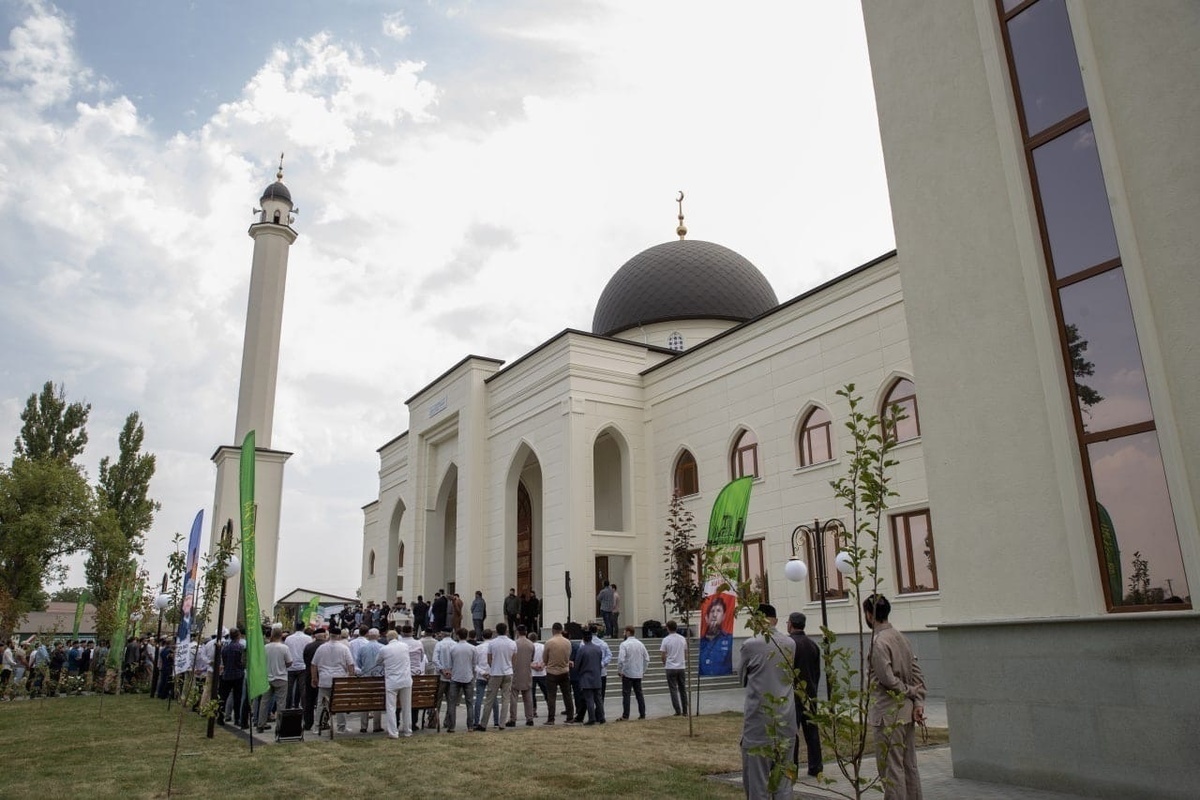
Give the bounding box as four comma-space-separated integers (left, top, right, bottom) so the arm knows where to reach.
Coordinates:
575, 628, 606, 725
740, 603, 797, 800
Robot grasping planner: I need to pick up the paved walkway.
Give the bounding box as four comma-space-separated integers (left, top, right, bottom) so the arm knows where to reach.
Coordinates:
240, 685, 1091, 798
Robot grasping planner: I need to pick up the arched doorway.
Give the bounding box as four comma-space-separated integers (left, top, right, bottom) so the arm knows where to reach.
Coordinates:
517, 482, 533, 598
426, 464, 458, 595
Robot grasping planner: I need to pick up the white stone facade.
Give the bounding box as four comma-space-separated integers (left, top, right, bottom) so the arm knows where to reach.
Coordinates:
361, 253, 939, 637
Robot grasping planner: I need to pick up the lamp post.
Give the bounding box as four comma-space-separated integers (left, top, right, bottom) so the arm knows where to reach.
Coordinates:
206, 520, 239, 739
150, 573, 170, 699
785, 518, 852, 699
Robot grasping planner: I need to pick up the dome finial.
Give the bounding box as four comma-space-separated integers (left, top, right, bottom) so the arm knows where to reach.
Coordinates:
276, 152, 285, 182
675, 190, 688, 240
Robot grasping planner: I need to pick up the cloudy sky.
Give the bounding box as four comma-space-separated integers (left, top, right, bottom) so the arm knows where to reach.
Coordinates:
0, 0, 895, 600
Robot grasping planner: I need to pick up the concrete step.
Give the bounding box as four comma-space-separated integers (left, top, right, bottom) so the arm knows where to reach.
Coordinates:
595, 638, 741, 696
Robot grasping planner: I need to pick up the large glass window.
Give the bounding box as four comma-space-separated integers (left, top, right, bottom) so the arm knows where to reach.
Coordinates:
741, 538, 769, 603
1005, 0, 1087, 136
674, 450, 699, 497
882, 378, 921, 443
731, 429, 760, 479
1032, 123, 1120, 279
799, 407, 834, 466
890, 510, 938, 595
804, 532, 846, 601
998, 0, 1189, 609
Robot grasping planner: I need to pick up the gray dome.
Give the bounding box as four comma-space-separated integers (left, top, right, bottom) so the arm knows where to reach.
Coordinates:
260, 180, 292, 205
592, 240, 778, 336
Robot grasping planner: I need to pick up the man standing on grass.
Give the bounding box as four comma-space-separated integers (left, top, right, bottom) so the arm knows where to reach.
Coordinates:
509, 625, 536, 726
659, 620, 688, 716
311, 626, 355, 732
864, 594, 925, 800
378, 630, 414, 739
575, 628, 606, 725
479, 621, 516, 730
355, 628, 384, 733
740, 604, 797, 800
217, 628, 247, 728
541, 622, 574, 725
617, 626, 649, 720
284, 621, 311, 709
445, 628, 477, 733
255, 628, 292, 732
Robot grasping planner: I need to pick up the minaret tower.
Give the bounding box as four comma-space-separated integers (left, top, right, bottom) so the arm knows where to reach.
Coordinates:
210, 156, 297, 630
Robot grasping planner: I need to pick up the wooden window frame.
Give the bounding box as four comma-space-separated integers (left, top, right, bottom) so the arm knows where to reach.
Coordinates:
799, 407, 834, 467
674, 450, 700, 497
890, 510, 938, 595
741, 538, 769, 603
731, 430, 760, 479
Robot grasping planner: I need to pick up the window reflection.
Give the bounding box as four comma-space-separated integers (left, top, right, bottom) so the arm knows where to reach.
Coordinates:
1033, 123, 1121, 278
1089, 432, 1189, 605
799, 407, 834, 466
891, 510, 938, 594
674, 450, 699, 497
732, 429, 760, 479
882, 379, 920, 443
1006, 0, 1087, 137
1057, 268, 1153, 432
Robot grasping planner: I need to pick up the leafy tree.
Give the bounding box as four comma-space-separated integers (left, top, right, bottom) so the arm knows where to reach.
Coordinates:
0, 457, 95, 638
88, 412, 159, 609
14, 381, 91, 464
661, 489, 701, 736
49, 585, 90, 603
1065, 324, 1103, 414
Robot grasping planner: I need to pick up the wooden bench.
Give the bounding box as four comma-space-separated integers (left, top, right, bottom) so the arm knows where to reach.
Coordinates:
327, 676, 386, 740
412, 674, 441, 732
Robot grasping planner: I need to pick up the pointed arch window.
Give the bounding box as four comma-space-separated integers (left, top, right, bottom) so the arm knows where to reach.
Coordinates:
674, 450, 699, 497
882, 378, 921, 443
398, 542, 405, 569
731, 429, 760, 479
799, 407, 834, 466
368, 549, 376, 577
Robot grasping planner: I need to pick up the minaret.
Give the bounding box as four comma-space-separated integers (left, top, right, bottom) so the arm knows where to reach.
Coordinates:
210, 156, 297, 631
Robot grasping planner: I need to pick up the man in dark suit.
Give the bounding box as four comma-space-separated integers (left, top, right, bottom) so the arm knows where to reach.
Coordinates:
788, 612, 823, 777
574, 628, 606, 725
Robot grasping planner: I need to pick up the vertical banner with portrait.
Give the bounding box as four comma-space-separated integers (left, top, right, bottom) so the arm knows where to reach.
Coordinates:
699, 477, 753, 676
174, 510, 203, 675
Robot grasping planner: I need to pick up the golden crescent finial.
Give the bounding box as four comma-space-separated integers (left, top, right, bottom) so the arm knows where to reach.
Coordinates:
676, 190, 687, 240
277, 152, 285, 181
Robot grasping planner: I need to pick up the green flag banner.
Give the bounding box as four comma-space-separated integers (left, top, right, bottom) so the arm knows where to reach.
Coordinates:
699, 477, 754, 677
240, 430, 269, 700
72, 589, 89, 638
1097, 503, 1122, 604
107, 576, 132, 672
303, 596, 320, 626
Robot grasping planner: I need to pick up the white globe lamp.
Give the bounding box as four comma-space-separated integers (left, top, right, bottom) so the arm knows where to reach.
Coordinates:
224, 555, 240, 579
784, 557, 808, 583
834, 550, 855, 577
153, 592, 171, 612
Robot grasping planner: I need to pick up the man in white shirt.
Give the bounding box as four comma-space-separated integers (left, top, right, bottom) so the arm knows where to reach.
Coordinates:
530, 632, 548, 716
194, 635, 215, 706
255, 628, 293, 732
659, 620, 689, 716
284, 621, 312, 709
432, 629, 455, 725
311, 626, 356, 732
479, 621, 518, 730
617, 626, 651, 720
377, 631, 414, 739
473, 631, 498, 728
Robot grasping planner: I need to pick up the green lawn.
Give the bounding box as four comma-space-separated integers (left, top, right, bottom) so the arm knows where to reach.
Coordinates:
0, 694, 748, 799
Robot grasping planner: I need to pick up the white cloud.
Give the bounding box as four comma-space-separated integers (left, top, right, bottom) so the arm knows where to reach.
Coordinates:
382, 11, 411, 42
0, 1, 895, 600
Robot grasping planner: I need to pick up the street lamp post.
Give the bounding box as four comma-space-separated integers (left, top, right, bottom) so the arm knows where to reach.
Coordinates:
150, 573, 170, 699
206, 520, 240, 739
785, 518, 851, 700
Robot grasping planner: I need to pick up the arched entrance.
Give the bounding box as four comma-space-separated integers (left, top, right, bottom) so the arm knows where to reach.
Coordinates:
518, 482, 533, 597
426, 464, 458, 595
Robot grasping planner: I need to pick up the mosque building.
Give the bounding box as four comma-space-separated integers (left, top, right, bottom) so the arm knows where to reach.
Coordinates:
349, 3, 1196, 797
